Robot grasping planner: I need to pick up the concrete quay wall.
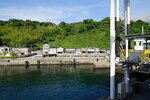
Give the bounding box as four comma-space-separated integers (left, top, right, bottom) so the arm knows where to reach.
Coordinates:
0, 57, 110, 68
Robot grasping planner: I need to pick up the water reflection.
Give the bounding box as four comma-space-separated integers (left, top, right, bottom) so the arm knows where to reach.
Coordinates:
0, 65, 110, 100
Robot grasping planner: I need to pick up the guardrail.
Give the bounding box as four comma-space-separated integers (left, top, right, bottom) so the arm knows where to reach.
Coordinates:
143, 50, 150, 58
120, 49, 150, 62
120, 49, 134, 60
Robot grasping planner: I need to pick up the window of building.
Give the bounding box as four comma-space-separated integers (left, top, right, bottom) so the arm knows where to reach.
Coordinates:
134, 42, 136, 45
139, 41, 141, 45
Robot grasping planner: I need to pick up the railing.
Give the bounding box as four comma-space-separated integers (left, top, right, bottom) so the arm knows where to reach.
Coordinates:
120, 49, 134, 60
142, 50, 150, 62
120, 49, 150, 62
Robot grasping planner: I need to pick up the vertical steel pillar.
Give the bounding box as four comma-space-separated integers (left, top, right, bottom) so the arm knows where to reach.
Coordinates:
124, 0, 130, 94
142, 26, 144, 35
146, 39, 148, 49
116, 0, 120, 58
124, 0, 128, 58
110, 0, 116, 99
127, 0, 131, 49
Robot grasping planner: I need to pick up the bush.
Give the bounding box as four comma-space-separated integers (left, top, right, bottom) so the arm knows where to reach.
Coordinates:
2, 51, 6, 56
9, 51, 15, 56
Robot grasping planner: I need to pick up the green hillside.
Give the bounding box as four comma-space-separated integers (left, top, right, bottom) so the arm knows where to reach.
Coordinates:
0, 17, 149, 50
49, 29, 109, 49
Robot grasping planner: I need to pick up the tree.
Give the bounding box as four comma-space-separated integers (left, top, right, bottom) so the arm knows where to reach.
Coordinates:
10, 51, 15, 56
0, 17, 149, 49
2, 51, 6, 56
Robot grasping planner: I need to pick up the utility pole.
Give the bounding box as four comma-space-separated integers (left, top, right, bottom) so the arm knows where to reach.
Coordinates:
110, 0, 116, 99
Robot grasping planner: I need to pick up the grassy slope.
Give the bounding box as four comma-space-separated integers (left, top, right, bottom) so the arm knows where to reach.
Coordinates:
49, 29, 110, 49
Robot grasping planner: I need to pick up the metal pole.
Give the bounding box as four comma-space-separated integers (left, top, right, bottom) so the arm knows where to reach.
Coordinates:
142, 26, 144, 35
146, 39, 148, 49
127, 0, 131, 49
127, 0, 130, 94
124, 0, 128, 58
110, 0, 116, 99
124, 0, 130, 94
116, 0, 119, 22
116, 0, 120, 58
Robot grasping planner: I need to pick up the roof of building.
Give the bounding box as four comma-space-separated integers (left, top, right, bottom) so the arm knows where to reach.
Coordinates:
125, 34, 150, 39
0, 46, 9, 48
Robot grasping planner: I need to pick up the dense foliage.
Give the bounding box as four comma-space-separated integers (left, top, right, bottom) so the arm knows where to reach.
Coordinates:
0, 18, 149, 50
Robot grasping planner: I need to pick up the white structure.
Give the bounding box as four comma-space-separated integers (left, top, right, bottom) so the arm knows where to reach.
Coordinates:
81, 48, 87, 53
65, 48, 76, 53
42, 44, 58, 56
57, 47, 64, 53
49, 48, 57, 56
0, 46, 11, 53
0, 46, 12, 56
134, 38, 150, 51
42, 44, 50, 56
95, 48, 100, 53
76, 48, 82, 54
110, 0, 116, 99
87, 48, 95, 53
12, 48, 31, 55
110, 0, 131, 99
43, 44, 50, 51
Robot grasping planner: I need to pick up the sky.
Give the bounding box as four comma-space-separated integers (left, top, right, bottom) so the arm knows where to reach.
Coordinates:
0, 0, 150, 24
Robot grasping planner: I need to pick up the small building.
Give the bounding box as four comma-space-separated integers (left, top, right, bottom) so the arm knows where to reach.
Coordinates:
81, 48, 87, 53
0, 46, 11, 53
43, 44, 50, 51
126, 34, 150, 51
12, 48, 31, 56
100, 50, 107, 53
0, 46, 12, 56
134, 38, 150, 51
76, 48, 82, 54
125, 34, 150, 60
42, 44, 50, 56
65, 48, 76, 53
87, 48, 96, 53
49, 48, 57, 56
57, 47, 64, 53
95, 48, 100, 53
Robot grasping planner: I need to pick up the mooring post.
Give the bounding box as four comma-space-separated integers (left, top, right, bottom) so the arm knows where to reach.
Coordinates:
37, 60, 40, 68
25, 61, 29, 68
37, 60, 40, 65
73, 59, 76, 65
60, 60, 62, 64
110, 0, 116, 99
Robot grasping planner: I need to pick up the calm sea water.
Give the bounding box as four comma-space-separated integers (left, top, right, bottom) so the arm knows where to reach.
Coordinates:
0, 65, 111, 100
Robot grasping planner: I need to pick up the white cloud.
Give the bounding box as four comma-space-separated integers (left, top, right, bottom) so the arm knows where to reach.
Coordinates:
0, 1, 106, 23
131, 13, 150, 22
0, 7, 70, 23
119, 0, 150, 22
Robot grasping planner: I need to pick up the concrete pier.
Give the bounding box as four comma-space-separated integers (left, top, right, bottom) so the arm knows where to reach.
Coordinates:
0, 57, 110, 68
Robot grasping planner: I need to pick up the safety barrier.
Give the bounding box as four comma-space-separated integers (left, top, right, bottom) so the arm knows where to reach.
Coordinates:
120, 49, 150, 62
